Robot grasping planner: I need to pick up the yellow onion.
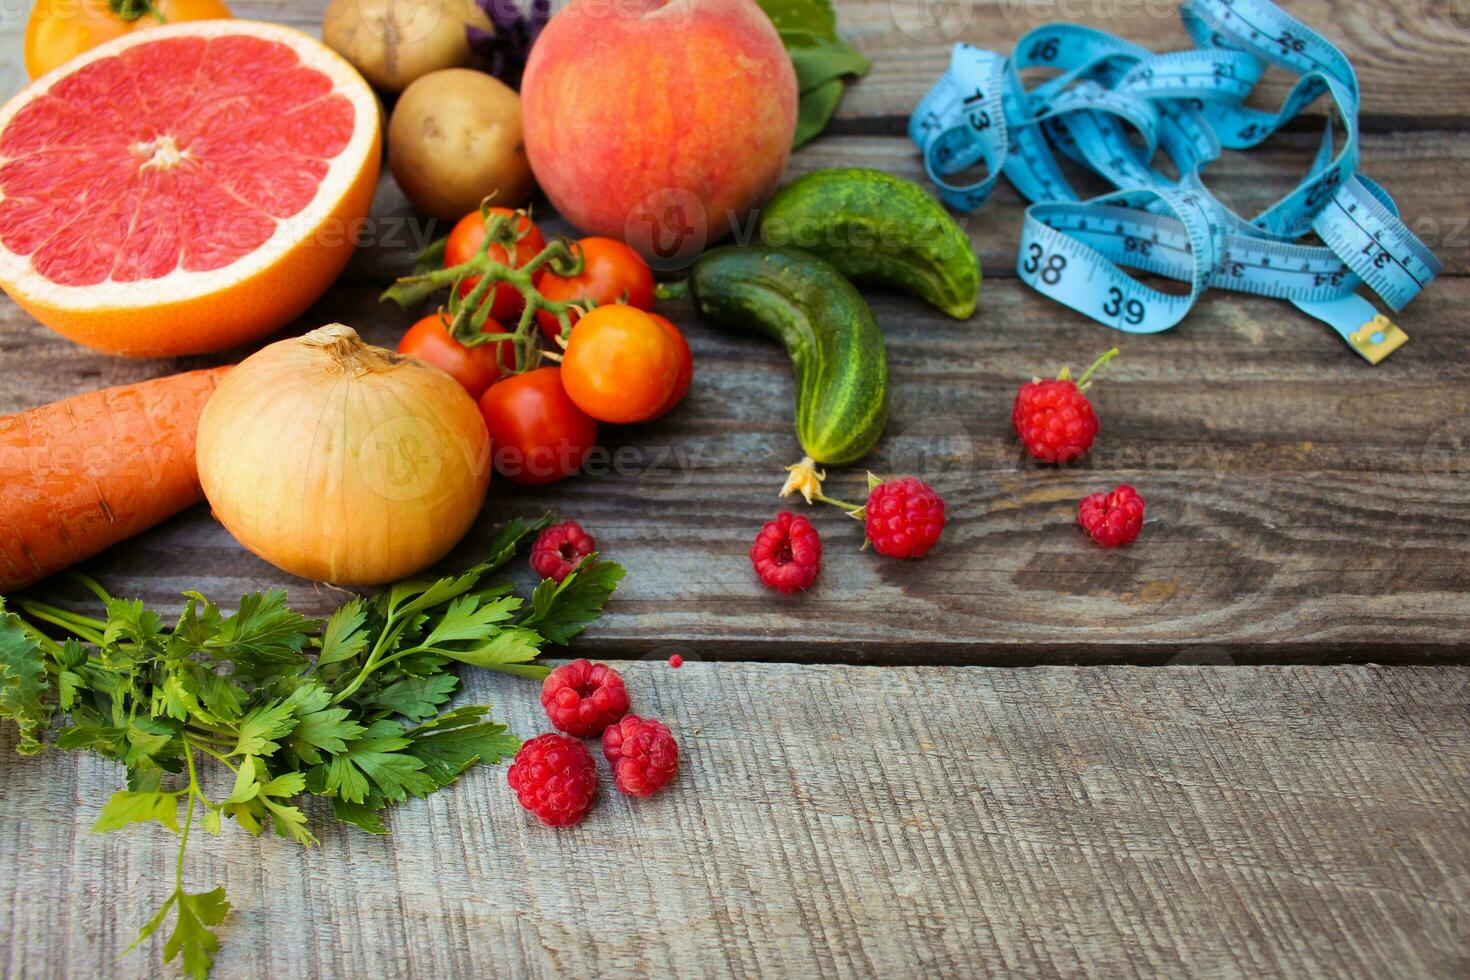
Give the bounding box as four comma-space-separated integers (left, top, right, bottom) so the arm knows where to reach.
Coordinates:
197, 324, 491, 586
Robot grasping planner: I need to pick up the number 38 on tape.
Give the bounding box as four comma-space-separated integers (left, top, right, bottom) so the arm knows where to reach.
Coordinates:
908, 0, 1442, 364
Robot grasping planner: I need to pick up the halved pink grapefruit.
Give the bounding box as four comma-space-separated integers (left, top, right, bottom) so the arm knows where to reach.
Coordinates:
0, 21, 380, 357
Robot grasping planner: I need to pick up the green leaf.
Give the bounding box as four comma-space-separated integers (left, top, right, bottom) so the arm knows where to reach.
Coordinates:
230, 698, 298, 758
785, 30, 871, 91
93, 790, 182, 834
315, 599, 370, 670
480, 513, 554, 574
422, 595, 522, 647
208, 592, 316, 679
407, 706, 521, 785
123, 716, 178, 770
53, 638, 88, 712
103, 597, 165, 650
57, 723, 127, 756
756, 0, 868, 148
319, 720, 436, 804
521, 558, 627, 646
0, 611, 51, 755
758, 0, 837, 37
439, 627, 543, 672
332, 798, 389, 835
794, 77, 847, 150
163, 887, 230, 980
224, 756, 260, 805
258, 771, 315, 845
369, 673, 459, 722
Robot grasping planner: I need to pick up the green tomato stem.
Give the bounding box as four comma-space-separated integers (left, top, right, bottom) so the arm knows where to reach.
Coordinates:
384, 210, 590, 376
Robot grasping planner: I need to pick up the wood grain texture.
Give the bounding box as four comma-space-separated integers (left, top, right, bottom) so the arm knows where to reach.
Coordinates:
2, 663, 1469, 978
3, 268, 1469, 661
218, 0, 1470, 125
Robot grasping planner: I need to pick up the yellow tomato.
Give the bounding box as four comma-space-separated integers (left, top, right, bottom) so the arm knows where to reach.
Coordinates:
25, 0, 233, 79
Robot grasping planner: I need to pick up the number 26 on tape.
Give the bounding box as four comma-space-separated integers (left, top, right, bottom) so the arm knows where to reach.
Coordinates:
1023, 243, 1068, 284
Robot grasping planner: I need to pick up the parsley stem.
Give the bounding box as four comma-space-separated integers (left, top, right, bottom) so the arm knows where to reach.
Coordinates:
191, 741, 239, 774
178, 739, 200, 887
68, 571, 114, 605
14, 600, 105, 645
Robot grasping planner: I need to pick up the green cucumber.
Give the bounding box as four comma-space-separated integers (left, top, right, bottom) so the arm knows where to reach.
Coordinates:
690, 246, 887, 496
757, 167, 981, 319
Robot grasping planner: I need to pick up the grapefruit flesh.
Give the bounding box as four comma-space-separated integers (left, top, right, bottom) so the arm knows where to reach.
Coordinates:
0, 22, 381, 357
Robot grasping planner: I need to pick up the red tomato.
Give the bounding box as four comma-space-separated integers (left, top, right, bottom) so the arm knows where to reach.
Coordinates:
444, 208, 547, 323
478, 368, 599, 485
647, 313, 693, 419
398, 314, 513, 400
560, 305, 678, 424
535, 237, 655, 343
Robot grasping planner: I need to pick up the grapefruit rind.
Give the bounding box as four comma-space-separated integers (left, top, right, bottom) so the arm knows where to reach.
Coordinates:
0, 21, 381, 357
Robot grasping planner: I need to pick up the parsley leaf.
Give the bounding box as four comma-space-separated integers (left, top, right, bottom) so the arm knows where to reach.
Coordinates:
520, 557, 627, 645
369, 673, 460, 722
0, 516, 622, 979
93, 790, 182, 833
407, 706, 521, 784
230, 699, 297, 758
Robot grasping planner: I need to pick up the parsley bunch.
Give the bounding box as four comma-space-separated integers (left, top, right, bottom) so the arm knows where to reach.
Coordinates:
0, 515, 624, 978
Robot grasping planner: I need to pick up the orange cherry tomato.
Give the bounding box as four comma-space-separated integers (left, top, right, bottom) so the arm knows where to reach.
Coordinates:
398, 313, 513, 400
478, 368, 599, 485
647, 313, 693, 420
444, 208, 547, 324
560, 305, 678, 425
25, 0, 233, 79
535, 237, 655, 343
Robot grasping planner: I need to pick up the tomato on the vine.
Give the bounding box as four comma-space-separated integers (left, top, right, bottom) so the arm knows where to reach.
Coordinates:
444, 208, 547, 324
398, 313, 513, 400
534, 237, 655, 343
478, 368, 599, 485
25, 0, 233, 79
560, 305, 678, 424
647, 313, 693, 419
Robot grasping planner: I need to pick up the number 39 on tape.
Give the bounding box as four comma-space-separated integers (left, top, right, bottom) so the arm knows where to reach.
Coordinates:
908, 0, 1441, 364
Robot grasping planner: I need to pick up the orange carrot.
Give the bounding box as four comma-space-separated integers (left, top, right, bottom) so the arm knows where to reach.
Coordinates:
0, 367, 229, 593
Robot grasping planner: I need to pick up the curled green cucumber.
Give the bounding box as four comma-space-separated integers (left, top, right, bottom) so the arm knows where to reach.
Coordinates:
689, 246, 888, 499
757, 167, 981, 319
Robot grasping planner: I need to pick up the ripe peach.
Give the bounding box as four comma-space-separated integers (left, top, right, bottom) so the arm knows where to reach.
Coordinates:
521, 0, 797, 264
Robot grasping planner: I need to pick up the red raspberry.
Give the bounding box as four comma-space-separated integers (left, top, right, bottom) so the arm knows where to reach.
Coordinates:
602, 715, 679, 798
1012, 379, 1098, 463
507, 733, 597, 827
864, 477, 945, 559
531, 520, 596, 583
750, 511, 821, 594
1012, 349, 1118, 464
1078, 484, 1145, 548
540, 659, 630, 737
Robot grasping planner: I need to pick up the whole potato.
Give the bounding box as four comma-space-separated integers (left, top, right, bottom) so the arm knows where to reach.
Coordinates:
323, 0, 491, 94
389, 69, 534, 220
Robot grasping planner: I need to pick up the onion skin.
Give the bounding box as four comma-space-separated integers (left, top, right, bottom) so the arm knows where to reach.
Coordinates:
197, 324, 491, 586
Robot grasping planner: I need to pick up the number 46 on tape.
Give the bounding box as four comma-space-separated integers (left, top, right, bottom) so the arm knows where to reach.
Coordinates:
909, 0, 1442, 364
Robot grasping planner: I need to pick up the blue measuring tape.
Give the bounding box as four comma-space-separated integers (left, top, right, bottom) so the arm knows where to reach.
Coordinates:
908, 0, 1441, 364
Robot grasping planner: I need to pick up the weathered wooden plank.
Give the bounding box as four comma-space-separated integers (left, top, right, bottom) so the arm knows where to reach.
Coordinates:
216, 0, 1470, 125
830, 0, 1470, 126
2, 663, 1468, 978
3, 271, 1469, 660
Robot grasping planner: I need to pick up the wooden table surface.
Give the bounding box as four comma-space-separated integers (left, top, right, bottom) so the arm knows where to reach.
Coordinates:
2, 0, 1469, 977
